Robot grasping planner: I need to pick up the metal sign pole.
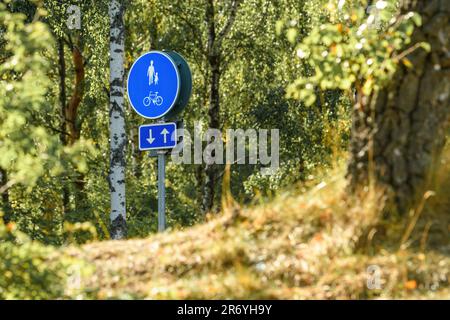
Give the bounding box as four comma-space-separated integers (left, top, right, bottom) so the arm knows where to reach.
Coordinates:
157, 150, 166, 232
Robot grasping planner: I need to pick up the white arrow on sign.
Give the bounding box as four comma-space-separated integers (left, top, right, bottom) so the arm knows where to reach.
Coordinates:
161, 128, 169, 143
146, 129, 155, 144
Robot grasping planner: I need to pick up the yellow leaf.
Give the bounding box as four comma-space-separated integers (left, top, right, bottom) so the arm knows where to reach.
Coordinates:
6, 222, 16, 232
405, 280, 417, 290
402, 58, 413, 69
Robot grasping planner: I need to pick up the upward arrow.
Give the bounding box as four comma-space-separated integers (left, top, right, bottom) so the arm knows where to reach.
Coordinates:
146, 129, 155, 144
161, 128, 169, 143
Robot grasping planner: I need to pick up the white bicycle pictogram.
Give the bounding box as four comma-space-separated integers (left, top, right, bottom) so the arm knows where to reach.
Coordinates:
143, 91, 163, 107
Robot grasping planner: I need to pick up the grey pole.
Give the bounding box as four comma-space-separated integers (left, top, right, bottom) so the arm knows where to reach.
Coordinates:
157, 150, 166, 232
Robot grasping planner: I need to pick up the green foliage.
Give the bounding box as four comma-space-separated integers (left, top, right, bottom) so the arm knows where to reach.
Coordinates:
0, 2, 95, 243
0, 220, 85, 299
284, 0, 426, 105
0, 3, 60, 186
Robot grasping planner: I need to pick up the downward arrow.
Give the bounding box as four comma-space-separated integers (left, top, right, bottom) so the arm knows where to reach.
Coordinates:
146, 129, 155, 144
161, 128, 169, 143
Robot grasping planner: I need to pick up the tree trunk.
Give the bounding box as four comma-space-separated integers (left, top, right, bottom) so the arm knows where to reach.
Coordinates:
202, 69, 221, 213
347, 0, 450, 213
109, 0, 127, 239
59, 36, 88, 216
201, 0, 241, 214
66, 44, 85, 146
0, 168, 11, 224
57, 38, 70, 217
202, 0, 219, 214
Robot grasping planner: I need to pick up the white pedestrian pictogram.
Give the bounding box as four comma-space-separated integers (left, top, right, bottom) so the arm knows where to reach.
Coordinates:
147, 60, 156, 85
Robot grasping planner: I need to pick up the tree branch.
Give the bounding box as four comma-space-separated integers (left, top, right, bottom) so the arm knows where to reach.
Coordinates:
205, 0, 216, 55
216, 0, 241, 47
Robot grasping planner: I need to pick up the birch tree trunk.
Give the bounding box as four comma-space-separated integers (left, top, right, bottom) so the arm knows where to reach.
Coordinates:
109, 0, 127, 239
347, 0, 450, 213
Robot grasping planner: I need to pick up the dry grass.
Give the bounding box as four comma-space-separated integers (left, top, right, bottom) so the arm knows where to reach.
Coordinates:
60, 154, 449, 299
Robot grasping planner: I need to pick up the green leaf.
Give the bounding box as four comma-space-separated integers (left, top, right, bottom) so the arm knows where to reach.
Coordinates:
286, 28, 298, 43
419, 42, 431, 52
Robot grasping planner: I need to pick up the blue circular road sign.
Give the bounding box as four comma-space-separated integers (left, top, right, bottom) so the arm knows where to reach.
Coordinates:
127, 51, 180, 119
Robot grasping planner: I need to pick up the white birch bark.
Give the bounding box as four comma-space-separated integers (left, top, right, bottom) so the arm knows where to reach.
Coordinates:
109, 0, 127, 239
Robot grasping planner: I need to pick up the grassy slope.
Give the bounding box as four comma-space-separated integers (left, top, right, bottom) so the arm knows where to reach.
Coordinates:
62, 154, 450, 299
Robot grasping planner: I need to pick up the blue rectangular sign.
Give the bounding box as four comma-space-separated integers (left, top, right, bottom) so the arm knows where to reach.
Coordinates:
139, 123, 177, 151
